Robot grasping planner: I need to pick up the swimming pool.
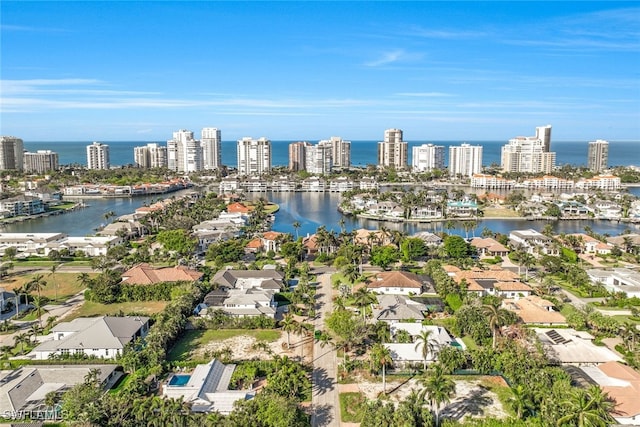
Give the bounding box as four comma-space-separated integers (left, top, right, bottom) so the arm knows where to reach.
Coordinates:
168, 374, 191, 386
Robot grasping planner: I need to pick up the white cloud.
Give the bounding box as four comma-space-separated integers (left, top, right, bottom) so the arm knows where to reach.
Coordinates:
364, 49, 423, 67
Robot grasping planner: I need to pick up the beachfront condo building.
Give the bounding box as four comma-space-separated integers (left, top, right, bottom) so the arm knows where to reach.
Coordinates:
588, 139, 609, 173
134, 143, 167, 169
449, 143, 483, 178
86, 142, 110, 170
0, 136, 24, 171
326, 136, 351, 168
167, 130, 203, 173
412, 143, 445, 172
201, 127, 222, 170
501, 126, 556, 174
306, 140, 333, 174
378, 128, 408, 168
237, 137, 271, 175
23, 150, 59, 173
289, 141, 310, 171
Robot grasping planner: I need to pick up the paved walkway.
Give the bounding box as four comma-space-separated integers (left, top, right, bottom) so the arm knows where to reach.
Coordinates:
311, 272, 340, 427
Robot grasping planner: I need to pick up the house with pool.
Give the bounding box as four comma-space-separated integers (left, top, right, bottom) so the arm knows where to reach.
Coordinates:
163, 359, 253, 414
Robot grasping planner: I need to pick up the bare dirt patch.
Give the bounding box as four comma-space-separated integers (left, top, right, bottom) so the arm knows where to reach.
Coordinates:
193, 332, 313, 362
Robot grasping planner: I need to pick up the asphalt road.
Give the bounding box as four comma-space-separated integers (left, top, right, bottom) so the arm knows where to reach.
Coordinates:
311, 272, 340, 427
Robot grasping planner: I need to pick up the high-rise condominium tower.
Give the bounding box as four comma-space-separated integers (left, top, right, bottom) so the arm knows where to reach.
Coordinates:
378, 128, 408, 168
449, 143, 483, 177
326, 136, 351, 168
134, 143, 167, 169
86, 142, 110, 170
501, 126, 556, 174
412, 144, 445, 172
23, 150, 59, 173
0, 136, 24, 171
237, 137, 271, 175
588, 140, 609, 173
289, 142, 310, 171
305, 141, 333, 174
167, 130, 203, 173
201, 127, 222, 170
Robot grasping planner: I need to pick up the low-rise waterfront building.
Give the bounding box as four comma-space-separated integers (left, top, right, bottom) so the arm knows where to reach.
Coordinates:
44, 235, 120, 257
0, 195, 45, 217
470, 174, 515, 189
509, 229, 559, 256
0, 232, 66, 256
575, 175, 621, 191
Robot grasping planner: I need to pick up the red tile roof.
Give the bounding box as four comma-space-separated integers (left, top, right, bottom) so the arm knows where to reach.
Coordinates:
121, 263, 202, 285
367, 271, 423, 289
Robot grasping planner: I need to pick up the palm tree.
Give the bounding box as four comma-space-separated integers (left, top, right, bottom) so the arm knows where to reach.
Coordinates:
26, 274, 47, 326
30, 296, 48, 328
370, 343, 393, 394
420, 363, 456, 427
509, 384, 533, 419
556, 386, 615, 427
292, 221, 301, 240
281, 313, 299, 349
49, 263, 61, 303
415, 329, 439, 370
14, 332, 29, 354
353, 287, 376, 321
482, 304, 510, 349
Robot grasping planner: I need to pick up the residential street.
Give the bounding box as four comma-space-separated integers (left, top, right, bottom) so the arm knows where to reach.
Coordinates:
311, 272, 340, 427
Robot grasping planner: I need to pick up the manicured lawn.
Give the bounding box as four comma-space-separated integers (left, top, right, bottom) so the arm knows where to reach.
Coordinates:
339, 392, 367, 423
167, 329, 281, 362
461, 335, 478, 350
3, 272, 91, 302
68, 300, 167, 320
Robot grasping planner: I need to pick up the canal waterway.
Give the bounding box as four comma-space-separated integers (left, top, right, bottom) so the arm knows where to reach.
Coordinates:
1, 190, 638, 238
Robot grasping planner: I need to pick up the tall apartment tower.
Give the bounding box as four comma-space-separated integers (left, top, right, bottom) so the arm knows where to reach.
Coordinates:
0, 136, 24, 171
201, 127, 222, 170
412, 144, 445, 172
289, 141, 310, 171
449, 143, 483, 177
237, 137, 271, 175
23, 150, 59, 173
326, 136, 351, 168
377, 128, 408, 168
305, 141, 333, 174
167, 130, 203, 173
537, 125, 552, 152
86, 142, 110, 170
588, 139, 609, 173
134, 143, 167, 169
501, 126, 556, 173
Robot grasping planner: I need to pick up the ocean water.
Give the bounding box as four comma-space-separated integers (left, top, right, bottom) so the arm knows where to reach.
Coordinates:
22, 140, 640, 169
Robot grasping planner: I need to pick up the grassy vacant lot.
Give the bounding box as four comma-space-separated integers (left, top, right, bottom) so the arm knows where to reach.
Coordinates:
167, 329, 281, 362
482, 207, 521, 218
339, 392, 367, 423
68, 300, 167, 320
2, 272, 90, 302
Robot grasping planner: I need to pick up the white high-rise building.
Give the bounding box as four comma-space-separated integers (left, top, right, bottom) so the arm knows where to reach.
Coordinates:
86, 142, 110, 170
23, 150, 59, 173
412, 144, 445, 172
167, 130, 203, 173
201, 127, 222, 170
134, 143, 167, 169
0, 136, 24, 171
326, 136, 351, 168
237, 137, 271, 175
501, 126, 556, 174
378, 128, 408, 168
305, 141, 333, 174
588, 139, 609, 173
449, 143, 483, 177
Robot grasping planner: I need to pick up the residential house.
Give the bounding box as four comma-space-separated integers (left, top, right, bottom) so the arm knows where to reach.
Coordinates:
385, 324, 454, 368
219, 177, 240, 194
215, 288, 277, 318
509, 229, 559, 256
163, 359, 253, 414
534, 328, 622, 366
502, 295, 567, 325
366, 271, 433, 295
446, 200, 478, 218
593, 201, 622, 219
557, 201, 591, 217
0, 365, 119, 416
121, 263, 203, 285
44, 236, 120, 257
587, 268, 640, 298
412, 231, 443, 246
445, 265, 533, 299
211, 268, 284, 291
0, 232, 66, 256
470, 237, 510, 257
573, 362, 640, 425
411, 204, 443, 220
32, 316, 149, 360
372, 294, 427, 323
359, 177, 379, 191
607, 234, 640, 253
0, 288, 16, 312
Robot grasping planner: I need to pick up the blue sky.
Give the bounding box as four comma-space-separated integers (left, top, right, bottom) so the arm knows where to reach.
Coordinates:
1, 1, 639, 142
